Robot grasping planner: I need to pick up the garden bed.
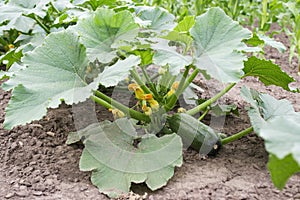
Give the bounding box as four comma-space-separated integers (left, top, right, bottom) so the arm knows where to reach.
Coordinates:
0, 24, 299, 200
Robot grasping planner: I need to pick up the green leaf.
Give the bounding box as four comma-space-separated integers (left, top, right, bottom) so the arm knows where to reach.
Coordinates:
210, 104, 239, 116
2, 30, 92, 129
161, 16, 195, 49
135, 6, 176, 31
260, 115, 300, 164
244, 33, 264, 47
190, 7, 251, 83
243, 57, 295, 91
241, 86, 296, 132
95, 55, 140, 87
77, 119, 182, 198
0, 0, 48, 33
257, 34, 286, 53
161, 31, 193, 50
0, 49, 22, 69
174, 16, 195, 33
268, 154, 300, 190
241, 87, 300, 189
72, 8, 139, 63
152, 39, 192, 75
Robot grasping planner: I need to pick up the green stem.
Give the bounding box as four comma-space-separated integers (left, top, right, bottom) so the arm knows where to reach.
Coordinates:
93, 90, 150, 123
90, 95, 112, 109
186, 82, 236, 116
221, 127, 254, 145
130, 68, 151, 94
33, 15, 50, 34
198, 109, 209, 121
141, 67, 159, 99
164, 66, 195, 111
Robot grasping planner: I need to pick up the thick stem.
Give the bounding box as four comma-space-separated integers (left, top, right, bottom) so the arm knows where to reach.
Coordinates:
186, 82, 236, 116
33, 15, 50, 34
221, 127, 254, 145
164, 66, 196, 111
90, 95, 112, 109
93, 91, 150, 123
130, 68, 151, 94
141, 67, 159, 99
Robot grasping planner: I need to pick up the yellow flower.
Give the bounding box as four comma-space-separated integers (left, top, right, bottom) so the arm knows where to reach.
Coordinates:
109, 108, 125, 119
171, 81, 179, 90
128, 83, 139, 91
8, 44, 14, 49
148, 99, 159, 110
134, 87, 145, 100
177, 107, 186, 113
142, 105, 152, 116
166, 89, 175, 97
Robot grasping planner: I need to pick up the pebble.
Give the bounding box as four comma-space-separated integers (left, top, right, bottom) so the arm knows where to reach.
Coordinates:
46, 131, 56, 137
19, 185, 27, 190
80, 186, 88, 191
16, 190, 29, 197
32, 191, 43, 196
4, 193, 15, 199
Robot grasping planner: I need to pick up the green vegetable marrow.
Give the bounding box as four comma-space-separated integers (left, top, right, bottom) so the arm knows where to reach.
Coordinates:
167, 113, 221, 155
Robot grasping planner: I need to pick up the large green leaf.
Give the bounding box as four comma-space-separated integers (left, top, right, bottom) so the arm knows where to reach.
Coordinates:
241, 86, 300, 189
152, 39, 193, 75
135, 6, 176, 31
190, 7, 251, 83
71, 8, 139, 63
2, 30, 91, 129
71, 119, 182, 198
2, 30, 140, 129
262, 116, 300, 189
0, 0, 48, 33
241, 86, 296, 132
243, 57, 295, 91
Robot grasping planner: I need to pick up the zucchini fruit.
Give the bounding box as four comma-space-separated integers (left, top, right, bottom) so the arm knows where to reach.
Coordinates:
167, 113, 221, 155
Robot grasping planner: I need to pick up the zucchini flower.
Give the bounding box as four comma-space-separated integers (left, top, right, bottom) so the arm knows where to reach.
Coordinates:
142, 105, 152, 116
148, 99, 159, 110
167, 81, 180, 97
109, 108, 125, 119
177, 107, 186, 113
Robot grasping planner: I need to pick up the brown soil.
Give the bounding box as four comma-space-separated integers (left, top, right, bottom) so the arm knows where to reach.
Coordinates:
0, 25, 300, 200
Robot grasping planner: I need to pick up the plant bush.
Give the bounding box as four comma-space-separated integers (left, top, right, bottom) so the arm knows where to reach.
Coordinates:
0, 1, 299, 198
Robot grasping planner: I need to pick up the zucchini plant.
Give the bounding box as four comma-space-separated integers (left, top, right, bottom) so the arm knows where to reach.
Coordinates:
1, 5, 300, 198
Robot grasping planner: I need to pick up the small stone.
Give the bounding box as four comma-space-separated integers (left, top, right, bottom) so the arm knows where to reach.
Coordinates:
5, 193, 15, 199
19, 179, 31, 186
80, 187, 88, 191
35, 184, 46, 192
19, 185, 27, 190
10, 142, 18, 150
44, 178, 54, 185
16, 190, 29, 197
29, 124, 43, 129
18, 141, 24, 147
32, 191, 43, 196
46, 131, 55, 137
